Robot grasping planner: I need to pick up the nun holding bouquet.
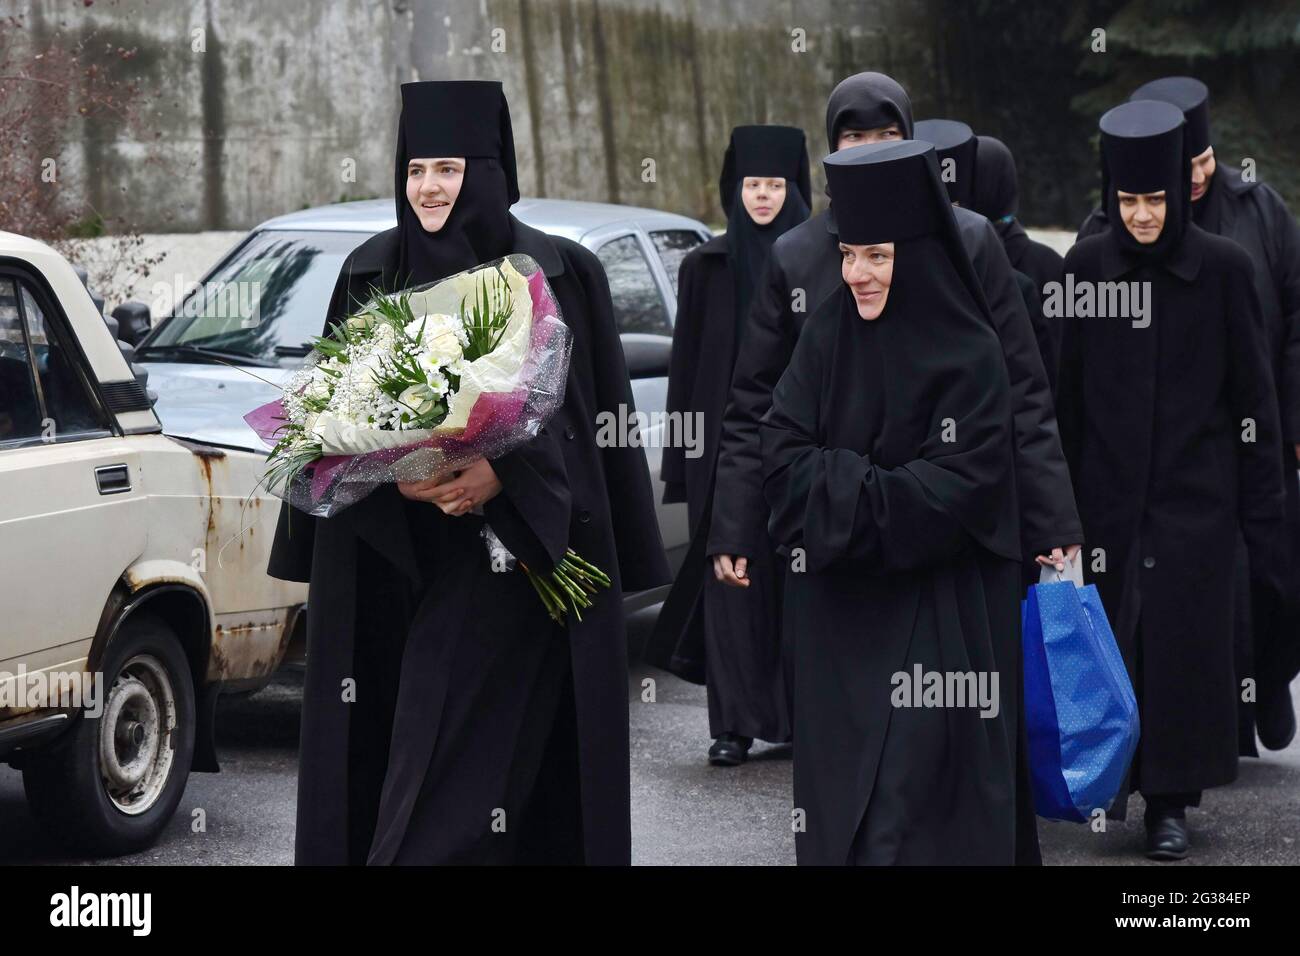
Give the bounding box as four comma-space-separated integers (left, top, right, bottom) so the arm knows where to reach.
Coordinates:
245, 252, 611, 623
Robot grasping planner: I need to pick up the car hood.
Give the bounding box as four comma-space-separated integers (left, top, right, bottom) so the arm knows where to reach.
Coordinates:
144, 361, 291, 452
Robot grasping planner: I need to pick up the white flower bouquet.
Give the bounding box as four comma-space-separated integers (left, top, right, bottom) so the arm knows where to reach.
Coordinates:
245, 254, 610, 622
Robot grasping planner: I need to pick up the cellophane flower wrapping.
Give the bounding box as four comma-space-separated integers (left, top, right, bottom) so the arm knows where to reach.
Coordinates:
244, 254, 571, 518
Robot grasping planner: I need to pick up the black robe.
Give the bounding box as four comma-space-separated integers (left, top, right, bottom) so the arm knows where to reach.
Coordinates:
268, 220, 670, 864
1002, 221, 1066, 294
709, 205, 1083, 563
761, 244, 1024, 865
1013, 268, 1060, 398
1057, 225, 1285, 800
648, 236, 789, 741
645, 125, 809, 740
1080, 166, 1300, 748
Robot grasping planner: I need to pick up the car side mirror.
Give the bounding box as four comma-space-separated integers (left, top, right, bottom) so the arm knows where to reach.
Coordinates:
620, 333, 672, 379
112, 301, 152, 346
101, 309, 154, 405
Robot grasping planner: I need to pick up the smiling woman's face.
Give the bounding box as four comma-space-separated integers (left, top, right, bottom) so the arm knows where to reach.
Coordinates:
1117, 189, 1166, 244
405, 157, 466, 232
840, 241, 895, 320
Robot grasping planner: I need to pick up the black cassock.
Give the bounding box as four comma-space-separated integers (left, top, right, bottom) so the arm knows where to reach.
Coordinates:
1011, 269, 1058, 400
761, 140, 1025, 864
1057, 100, 1285, 804
1059, 227, 1284, 799
1080, 167, 1300, 738
650, 236, 789, 739
270, 221, 668, 865
647, 125, 810, 743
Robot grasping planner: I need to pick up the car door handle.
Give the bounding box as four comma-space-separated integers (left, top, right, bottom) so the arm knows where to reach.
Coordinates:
95, 463, 132, 495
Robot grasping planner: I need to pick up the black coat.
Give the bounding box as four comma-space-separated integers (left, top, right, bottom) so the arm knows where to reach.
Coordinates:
660, 236, 732, 514
761, 286, 1024, 865
1082, 169, 1300, 721
709, 206, 1083, 562
999, 221, 1065, 393
1056, 225, 1286, 796
268, 220, 670, 865
647, 236, 789, 740
1001, 222, 1066, 295
1013, 269, 1060, 399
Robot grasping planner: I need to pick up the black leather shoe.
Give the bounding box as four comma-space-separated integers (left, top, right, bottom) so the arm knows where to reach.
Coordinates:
708, 734, 753, 767
1256, 684, 1297, 752
1144, 812, 1189, 861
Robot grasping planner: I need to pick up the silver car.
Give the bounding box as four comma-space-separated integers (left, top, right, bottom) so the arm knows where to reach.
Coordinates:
133, 198, 711, 603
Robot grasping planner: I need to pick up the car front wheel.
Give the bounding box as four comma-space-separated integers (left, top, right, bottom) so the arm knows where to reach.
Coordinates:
22, 612, 196, 856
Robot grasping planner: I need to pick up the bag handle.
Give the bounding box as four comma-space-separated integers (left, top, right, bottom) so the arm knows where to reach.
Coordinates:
1038, 549, 1084, 588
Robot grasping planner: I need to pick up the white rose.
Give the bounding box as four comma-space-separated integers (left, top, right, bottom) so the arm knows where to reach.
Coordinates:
397, 383, 437, 421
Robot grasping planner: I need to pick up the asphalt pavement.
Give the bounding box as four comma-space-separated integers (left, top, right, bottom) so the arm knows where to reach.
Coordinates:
2, 606, 1297, 865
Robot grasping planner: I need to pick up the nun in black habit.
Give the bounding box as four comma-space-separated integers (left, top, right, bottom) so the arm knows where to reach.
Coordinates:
1081, 77, 1300, 753
761, 140, 1025, 865
646, 125, 811, 763
267, 80, 669, 865
1057, 99, 1285, 859
970, 134, 1066, 392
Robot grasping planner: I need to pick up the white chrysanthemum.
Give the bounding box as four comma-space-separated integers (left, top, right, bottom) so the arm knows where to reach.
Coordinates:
425, 368, 450, 397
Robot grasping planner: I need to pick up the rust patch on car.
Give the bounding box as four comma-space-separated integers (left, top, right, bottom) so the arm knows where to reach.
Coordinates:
207, 618, 292, 681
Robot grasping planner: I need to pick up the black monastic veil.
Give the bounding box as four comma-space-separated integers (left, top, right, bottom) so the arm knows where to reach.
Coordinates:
719, 125, 812, 339
761, 139, 1024, 864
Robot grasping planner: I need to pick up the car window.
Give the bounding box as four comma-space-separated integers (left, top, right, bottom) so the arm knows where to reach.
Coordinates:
23, 284, 107, 437
0, 278, 43, 442
0, 276, 106, 444
146, 229, 368, 366
594, 235, 671, 336
649, 230, 705, 296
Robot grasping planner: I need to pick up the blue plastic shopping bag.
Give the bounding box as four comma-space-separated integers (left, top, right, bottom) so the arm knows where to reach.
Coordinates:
1021, 576, 1140, 822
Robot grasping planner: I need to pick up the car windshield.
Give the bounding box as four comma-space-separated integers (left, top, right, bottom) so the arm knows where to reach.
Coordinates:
142, 230, 368, 366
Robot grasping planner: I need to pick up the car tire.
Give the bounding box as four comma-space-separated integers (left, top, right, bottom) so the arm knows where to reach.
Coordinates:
22, 612, 196, 857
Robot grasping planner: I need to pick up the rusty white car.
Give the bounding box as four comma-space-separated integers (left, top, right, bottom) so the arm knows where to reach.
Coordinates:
0, 231, 308, 855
